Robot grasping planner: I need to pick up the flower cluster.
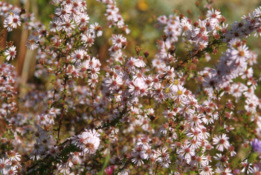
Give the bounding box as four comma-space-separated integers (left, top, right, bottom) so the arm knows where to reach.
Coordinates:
0, 151, 21, 175
0, 0, 261, 175
0, 63, 17, 119
97, 0, 130, 33
0, 2, 36, 32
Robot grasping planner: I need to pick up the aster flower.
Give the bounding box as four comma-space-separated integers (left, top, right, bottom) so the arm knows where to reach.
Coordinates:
241, 160, 254, 174
214, 153, 229, 167
244, 97, 259, 113
72, 129, 100, 154
111, 35, 127, 48
129, 78, 148, 97
81, 33, 95, 46
104, 75, 123, 91
131, 142, 147, 167
231, 45, 250, 63
0, 158, 11, 174
156, 147, 171, 168
4, 46, 16, 61
251, 139, 261, 153
90, 23, 103, 37
241, 67, 253, 79
215, 167, 233, 175
3, 13, 21, 31
213, 134, 230, 152
6, 167, 17, 175
131, 153, 144, 166
71, 49, 87, 61
206, 9, 221, 21
6, 151, 21, 162
200, 165, 213, 175
177, 143, 195, 164
27, 35, 39, 50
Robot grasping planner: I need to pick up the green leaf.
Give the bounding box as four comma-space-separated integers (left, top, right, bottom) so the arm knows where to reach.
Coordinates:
248, 152, 259, 163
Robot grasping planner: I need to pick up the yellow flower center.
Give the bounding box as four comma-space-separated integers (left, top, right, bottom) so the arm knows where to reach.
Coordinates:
177, 90, 183, 95
174, 80, 179, 85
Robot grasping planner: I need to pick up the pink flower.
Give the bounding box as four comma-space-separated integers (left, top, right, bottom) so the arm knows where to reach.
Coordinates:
105, 165, 115, 175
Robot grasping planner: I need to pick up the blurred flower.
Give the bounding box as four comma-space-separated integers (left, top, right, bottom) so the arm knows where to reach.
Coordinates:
105, 165, 115, 175
251, 139, 261, 153
137, 0, 148, 11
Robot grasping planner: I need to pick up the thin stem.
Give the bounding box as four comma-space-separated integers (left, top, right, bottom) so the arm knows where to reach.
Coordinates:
154, 163, 159, 175
57, 63, 68, 144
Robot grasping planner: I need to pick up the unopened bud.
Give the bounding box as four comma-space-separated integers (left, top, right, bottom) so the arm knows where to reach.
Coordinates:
135, 46, 141, 55
144, 51, 149, 58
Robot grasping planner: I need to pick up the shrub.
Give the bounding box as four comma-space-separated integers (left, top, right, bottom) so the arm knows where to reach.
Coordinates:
0, 0, 261, 174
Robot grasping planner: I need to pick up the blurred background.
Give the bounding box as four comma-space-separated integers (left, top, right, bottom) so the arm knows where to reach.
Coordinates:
1, 0, 261, 92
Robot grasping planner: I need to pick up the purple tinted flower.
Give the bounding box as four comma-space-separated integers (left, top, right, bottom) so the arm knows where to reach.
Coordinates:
251, 139, 261, 153
233, 169, 240, 174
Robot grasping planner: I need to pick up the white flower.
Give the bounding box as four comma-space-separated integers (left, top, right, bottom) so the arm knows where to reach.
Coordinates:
0, 158, 11, 174
241, 67, 253, 79
131, 152, 144, 166
3, 13, 21, 31
177, 143, 195, 164
90, 23, 103, 37
199, 165, 213, 175
215, 167, 233, 175
213, 134, 230, 152
129, 78, 148, 97
71, 49, 87, 61
72, 129, 100, 154
112, 35, 127, 48
244, 96, 259, 113
6, 166, 17, 175
4, 46, 16, 61
27, 35, 39, 50
207, 8, 221, 18
156, 147, 171, 168
6, 151, 21, 162
104, 75, 123, 91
